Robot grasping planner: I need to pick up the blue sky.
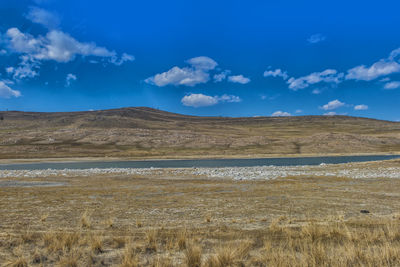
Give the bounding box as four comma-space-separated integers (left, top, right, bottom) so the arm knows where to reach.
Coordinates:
0, 0, 400, 120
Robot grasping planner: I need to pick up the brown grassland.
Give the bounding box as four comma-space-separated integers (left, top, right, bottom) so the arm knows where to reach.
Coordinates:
0, 107, 400, 160
1, 159, 400, 266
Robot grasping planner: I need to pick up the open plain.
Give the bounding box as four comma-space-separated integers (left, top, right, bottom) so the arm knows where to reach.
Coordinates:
1, 159, 400, 266
1, 108, 400, 266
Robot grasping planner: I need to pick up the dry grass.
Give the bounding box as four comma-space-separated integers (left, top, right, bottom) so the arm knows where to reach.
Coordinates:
2, 217, 400, 266
1, 160, 400, 265
0, 107, 399, 159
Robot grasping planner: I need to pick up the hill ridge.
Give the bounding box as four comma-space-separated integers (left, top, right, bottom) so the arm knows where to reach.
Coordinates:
0, 107, 399, 159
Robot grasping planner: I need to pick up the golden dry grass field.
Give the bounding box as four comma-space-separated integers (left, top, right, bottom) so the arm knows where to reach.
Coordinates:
1, 159, 400, 266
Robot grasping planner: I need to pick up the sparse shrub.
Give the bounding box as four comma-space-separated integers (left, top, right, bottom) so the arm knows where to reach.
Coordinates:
112, 236, 126, 249
80, 211, 91, 229
145, 229, 158, 253
205, 241, 251, 267
176, 230, 187, 250
120, 242, 139, 267
58, 257, 79, 267
40, 213, 49, 222
20, 229, 36, 244
90, 235, 104, 254
104, 217, 114, 228
5, 257, 28, 267
184, 242, 202, 267
31, 249, 47, 264
152, 256, 173, 267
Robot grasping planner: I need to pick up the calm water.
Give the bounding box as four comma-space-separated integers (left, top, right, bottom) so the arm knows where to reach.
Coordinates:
0, 155, 399, 170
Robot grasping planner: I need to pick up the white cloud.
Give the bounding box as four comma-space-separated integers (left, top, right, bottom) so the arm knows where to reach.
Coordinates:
146, 56, 217, 87
307, 34, 326, 44
0, 81, 21, 98
181, 93, 241, 107
228, 74, 250, 84
263, 68, 288, 80
37, 30, 116, 62
182, 94, 217, 107
146, 66, 210, 87
0, 49, 6, 55
6, 28, 43, 55
271, 111, 291, 117
295, 109, 303, 114
186, 56, 217, 70
346, 60, 400, 81
213, 70, 231, 82
323, 112, 337, 116
321, 99, 345, 110
287, 69, 343, 90
354, 104, 368, 110
384, 81, 400, 89
4, 27, 132, 70
65, 73, 77, 87
26, 7, 60, 29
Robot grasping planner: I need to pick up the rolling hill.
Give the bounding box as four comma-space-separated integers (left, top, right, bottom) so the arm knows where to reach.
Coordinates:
0, 107, 399, 159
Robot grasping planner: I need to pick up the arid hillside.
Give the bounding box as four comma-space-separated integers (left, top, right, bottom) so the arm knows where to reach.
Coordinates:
0, 107, 399, 159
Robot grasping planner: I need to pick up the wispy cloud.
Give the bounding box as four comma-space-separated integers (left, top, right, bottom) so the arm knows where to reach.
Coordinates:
384, 81, 400, 89
354, 104, 368, 110
0, 81, 21, 98
6, 55, 40, 80
25, 7, 60, 29
346, 60, 400, 81
263, 68, 288, 80
65, 73, 77, 87
213, 70, 231, 82
287, 69, 343, 90
307, 34, 326, 44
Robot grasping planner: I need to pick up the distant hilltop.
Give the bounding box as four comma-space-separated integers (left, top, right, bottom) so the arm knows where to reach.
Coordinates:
0, 107, 399, 159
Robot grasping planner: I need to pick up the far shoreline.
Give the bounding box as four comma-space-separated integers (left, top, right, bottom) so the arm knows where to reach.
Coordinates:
0, 152, 399, 165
